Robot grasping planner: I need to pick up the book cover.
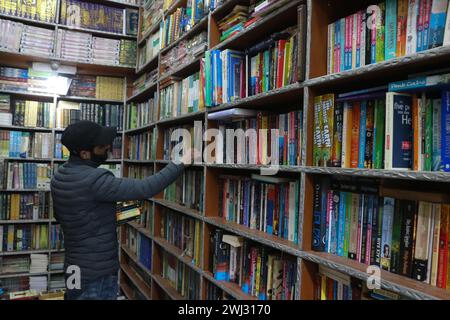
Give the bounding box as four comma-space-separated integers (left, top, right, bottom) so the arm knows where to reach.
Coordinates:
341, 102, 353, 168
442, 90, 450, 172
376, 2, 386, 63
331, 102, 343, 167
381, 197, 395, 271
428, 0, 449, 48
412, 201, 433, 282
437, 204, 448, 288
313, 95, 323, 167
358, 101, 367, 168
322, 94, 335, 167
373, 99, 386, 169
432, 98, 442, 171
350, 101, 360, 168
385, 0, 398, 59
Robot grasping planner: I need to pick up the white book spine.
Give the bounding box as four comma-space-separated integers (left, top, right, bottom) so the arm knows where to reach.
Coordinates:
430, 204, 441, 286
327, 23, 334, 74
406, 0, 419, 55
384, 93, 394, 170
444, 0, 450, 45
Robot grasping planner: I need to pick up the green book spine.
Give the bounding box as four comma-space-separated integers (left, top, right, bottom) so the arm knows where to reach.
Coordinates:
344, 192, 351, 257
390, 199, 403, 274
373, 99, 385, 169
313, 95, 323, 166
424, 97, 433, 171
376, 2, 386, 62
205, 52, 212, 107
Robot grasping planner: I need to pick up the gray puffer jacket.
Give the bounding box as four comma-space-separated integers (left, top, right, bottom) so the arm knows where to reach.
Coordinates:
50, 156, 184, 283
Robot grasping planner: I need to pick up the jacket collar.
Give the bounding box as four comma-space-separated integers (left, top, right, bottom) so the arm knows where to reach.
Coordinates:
68, 155, 101, 168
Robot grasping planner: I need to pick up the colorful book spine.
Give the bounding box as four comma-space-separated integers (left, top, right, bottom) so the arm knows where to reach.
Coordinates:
385, 0, 398, 60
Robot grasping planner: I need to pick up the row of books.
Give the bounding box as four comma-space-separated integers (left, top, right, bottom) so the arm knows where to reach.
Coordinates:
136, 200, 153, 233
124, 225, 152, 270
313, 85, 450, 171
0, 256, 30, 274
210, 109, 303, 166
0, 224, 50, 252
211, 229, 296, 300
159, 1, 207, 49
127, 165, 153, 180
126, 93, 158, 130
161, 250, 201, 299
53, 133, 70, 160
314, 264, 409, 300
163, 169, 204, 212
7, 100, 55, 129
0, 0, 57, 23
131, 69, 158, 96
311, 177, 450, 289
218, 174, 300, 244
159, 72, 204, 120
60, 0, 138, 35
162, 123, 204, 162
0, 192, 51, 221
159, 31, 207, 77
55, 29, 137, 67
160, 208, 202, 267
140, 0, 163, 40
2, 162, 51, 190
0, 131, 53, 159
55, 101, 124, 131
67, 74, 124, 100
137, 30, 160, 69
126, 129, 157, 161
327, 0, 450, 74
0, 18, 55, 58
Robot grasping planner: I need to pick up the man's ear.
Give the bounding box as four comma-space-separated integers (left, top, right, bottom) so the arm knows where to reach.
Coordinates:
79, 150, 91, 160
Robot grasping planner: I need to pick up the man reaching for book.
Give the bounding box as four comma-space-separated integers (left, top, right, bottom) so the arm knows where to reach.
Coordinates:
50, 121, 191, 300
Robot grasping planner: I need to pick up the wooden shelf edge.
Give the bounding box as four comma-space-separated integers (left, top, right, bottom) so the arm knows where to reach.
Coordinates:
202, 271, 257, 300
120, 262, 152, 300
301, 251, 450, 301
151, 274, 186, 300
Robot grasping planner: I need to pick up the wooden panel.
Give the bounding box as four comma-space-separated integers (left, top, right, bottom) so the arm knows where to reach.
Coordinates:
300, 259, 318, 300
204, 168, 220, 218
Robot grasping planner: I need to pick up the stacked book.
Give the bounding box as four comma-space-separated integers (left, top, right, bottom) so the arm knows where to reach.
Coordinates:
29, 254, 48, 274
91, 37, 121, 66
218, 5, 249, 42
0, 256, 30, 274
0, 18, 23, 52
67, 75, 96, 98
96, 76, 124, 101
140, 0, 163, 39
29, 276, 47, 293
20, 25, 55, 57
131, 69, 158, 95
56, 29, 92, 63
49, 275, 65, 291
49, 254, 64, 271
0, 67, 29, 93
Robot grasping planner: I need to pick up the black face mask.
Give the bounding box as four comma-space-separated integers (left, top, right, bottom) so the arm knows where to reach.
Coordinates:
90, 150, 109, 165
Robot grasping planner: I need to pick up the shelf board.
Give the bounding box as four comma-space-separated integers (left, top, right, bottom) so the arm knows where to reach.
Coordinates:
0, 125, 53, 132
202, 271, 257, 300
0, 157, 52, 162
120, 280, 135, 300
211, 0, 301, 52
127, 81, 158, 102
159, 54, 204, 83
57, 96, 123, 103
0, 271, 49, 279
0, 13, 56, 28
301, 166, 450, 183
151, 274, 186, 300
206, 163, 303, 173
204, 216, 300, 258
207, 82, 304, 112
302, 251, 450, 301
160, 16, 208, 55
0, 189, 50, 192
57, 24, 137, 40
123, 159, 155, 164
126, 220, 152, 239
136, 54, 159, 75
124, 123, 157, 134
120, 262, 152, 299
306, 46, 450, 88
0, 88, 55, 99
0, 219, 51, 224
157, 110, 205, 126
0, 249, 50, 256
151, 199, 204, 221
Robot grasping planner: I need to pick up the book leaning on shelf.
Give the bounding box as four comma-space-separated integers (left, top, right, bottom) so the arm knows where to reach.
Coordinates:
311, 176, 450, 289
218, 174, 301, 244
210, 229, 297, 300
313, 73, 450, 171
327, 0, 450, 74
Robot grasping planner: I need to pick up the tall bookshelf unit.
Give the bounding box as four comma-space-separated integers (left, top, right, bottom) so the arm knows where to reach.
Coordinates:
118, 0, 450, 301
0, 0, 138, 297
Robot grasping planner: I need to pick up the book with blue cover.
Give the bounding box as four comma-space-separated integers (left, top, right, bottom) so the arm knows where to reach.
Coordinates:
428, 0, 449, 48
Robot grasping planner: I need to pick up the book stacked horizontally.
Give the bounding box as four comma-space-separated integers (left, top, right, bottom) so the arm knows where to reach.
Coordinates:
218, 5, 249, 42
29, 276, 47, 293
29, 254, 48, 274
